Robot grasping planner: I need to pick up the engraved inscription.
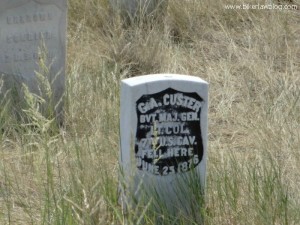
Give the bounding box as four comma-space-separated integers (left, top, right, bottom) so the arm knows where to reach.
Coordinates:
135, 88, 204, 176
6, 31, 53, 44
0, 51, 55, 64
7, 12, 52, 25
0, 3, 59, 66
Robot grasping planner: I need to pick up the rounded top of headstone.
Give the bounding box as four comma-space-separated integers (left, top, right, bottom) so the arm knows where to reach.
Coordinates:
122, 74, 208, 87
0, 0, 67, 12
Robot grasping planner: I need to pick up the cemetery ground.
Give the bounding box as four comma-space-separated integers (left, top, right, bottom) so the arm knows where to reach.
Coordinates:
0, 0, 299, 224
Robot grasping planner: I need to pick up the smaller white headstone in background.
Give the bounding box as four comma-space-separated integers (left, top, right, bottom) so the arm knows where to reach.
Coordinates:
0, 0, 67, 122
120, 74, 209, 217
109, 0, 168, 20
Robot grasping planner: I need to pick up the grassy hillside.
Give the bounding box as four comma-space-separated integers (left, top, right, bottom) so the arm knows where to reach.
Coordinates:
0, 0, 299, 224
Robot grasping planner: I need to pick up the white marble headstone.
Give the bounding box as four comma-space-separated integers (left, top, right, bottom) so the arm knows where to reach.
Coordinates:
120, 74, 209, 216
109, 0, 168, 20
0, 0, 67, 121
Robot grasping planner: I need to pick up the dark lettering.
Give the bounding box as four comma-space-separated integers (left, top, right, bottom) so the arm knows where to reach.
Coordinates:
135, 88, 204, 176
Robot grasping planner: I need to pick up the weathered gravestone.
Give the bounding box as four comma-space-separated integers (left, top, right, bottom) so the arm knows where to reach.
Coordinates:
0, 0, 67, 122
120, 74, 209, 218
109, 0, 168, 21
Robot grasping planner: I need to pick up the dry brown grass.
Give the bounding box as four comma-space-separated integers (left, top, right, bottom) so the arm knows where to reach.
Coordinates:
0, 0, 299, 224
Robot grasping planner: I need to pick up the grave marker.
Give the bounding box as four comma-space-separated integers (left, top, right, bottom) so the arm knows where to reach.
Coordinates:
109, 0, 168, 21
120, 74, 209, 217
0, 0, 67, 122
